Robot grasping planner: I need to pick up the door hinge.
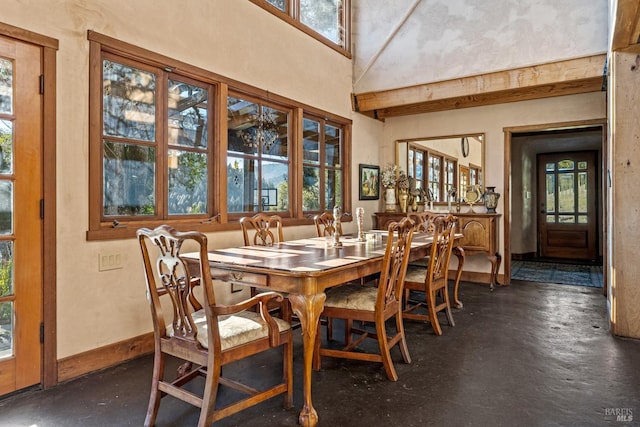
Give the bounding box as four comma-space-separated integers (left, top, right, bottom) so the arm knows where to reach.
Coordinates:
40, 199, 44, 219
40, 322, 45, 344
39, 75, 44, 94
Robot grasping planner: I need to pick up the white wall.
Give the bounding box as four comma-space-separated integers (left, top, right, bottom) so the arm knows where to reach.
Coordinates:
382, 92, 606, 275
353, 0, 608, 93
2, 0, 373, 358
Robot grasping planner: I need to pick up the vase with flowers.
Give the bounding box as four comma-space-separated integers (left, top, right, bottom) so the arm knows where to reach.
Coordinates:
381, 163, 399, 212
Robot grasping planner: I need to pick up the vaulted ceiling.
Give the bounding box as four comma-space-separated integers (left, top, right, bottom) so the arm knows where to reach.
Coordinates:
351, 0, 610, 119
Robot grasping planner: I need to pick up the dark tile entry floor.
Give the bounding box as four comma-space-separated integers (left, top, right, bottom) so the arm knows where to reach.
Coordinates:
1, 281, 639, 427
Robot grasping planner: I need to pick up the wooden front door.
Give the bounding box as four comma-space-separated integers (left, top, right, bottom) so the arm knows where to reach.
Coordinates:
0, 36, 44, 395
537, 151, 597, 261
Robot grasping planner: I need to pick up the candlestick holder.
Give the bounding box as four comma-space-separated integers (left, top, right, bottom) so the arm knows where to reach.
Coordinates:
355, 207, 365, 241
332, 205, 343, 247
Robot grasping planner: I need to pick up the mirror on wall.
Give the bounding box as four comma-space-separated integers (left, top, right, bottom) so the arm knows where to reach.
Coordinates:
395, 134, 485, 204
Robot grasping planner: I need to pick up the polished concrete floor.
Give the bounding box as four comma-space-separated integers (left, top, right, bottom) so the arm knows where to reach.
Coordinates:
1, 280, 639, 427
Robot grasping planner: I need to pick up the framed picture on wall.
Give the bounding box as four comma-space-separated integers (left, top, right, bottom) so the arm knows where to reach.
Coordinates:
359, 164, 380, 200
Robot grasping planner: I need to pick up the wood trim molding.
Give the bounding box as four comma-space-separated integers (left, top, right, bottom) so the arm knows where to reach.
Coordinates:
353, 54, 607, 119
0, 21, 58, 49
57, 333, 154, 383
452, 270, 502, 287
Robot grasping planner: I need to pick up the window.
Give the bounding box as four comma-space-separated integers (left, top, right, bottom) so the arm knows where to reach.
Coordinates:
99, 55, 214, 223
88, 32, 351, 239
428, 153, 442, 202
407, 146, 425, 195
409, 144, 457, 203
302, 116, 343, 212
444, 158, 457, 201
469, 163, 482, 186
227, 95, 290, 214
250, 0, 351, 56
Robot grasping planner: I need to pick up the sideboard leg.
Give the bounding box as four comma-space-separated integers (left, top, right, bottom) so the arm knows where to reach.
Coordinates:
488, 252, 502, 290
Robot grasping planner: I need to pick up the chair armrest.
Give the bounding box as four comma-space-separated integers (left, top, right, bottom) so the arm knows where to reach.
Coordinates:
210, 292, 285, 346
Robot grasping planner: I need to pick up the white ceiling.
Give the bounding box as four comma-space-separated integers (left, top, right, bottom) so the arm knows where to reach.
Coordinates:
352, 0, 609, 94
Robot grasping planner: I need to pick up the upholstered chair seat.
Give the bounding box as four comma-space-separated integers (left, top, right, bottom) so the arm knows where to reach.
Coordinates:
324, 284, 378, 311
167, 310, 291, 351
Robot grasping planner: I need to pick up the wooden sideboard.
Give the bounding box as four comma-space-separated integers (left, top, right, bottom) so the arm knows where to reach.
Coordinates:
374, 211, 502, 290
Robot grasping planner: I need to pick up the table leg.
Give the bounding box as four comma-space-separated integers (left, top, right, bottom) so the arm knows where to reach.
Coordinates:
288, 293, 326, 427
452, 246, 465, 308
488, 252, 502, 291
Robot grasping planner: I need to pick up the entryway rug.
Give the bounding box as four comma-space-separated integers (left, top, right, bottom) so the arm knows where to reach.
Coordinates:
511, 260, 603, 288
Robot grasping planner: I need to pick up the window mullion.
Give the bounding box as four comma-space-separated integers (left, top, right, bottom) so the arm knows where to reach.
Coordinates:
291, 0, 299, 20
157, 70, 168, 219
211, 83, 224, 223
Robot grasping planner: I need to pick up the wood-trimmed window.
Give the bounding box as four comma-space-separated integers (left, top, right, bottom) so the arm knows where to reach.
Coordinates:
301, 115, 344, 213
87, 32, 351, 240
444, 158, 457, 201
227, 94, 292, 216
407, 145, 425, 195
469, 163, 482, 186
250, 0, 351, 57
408, 144, 457, 203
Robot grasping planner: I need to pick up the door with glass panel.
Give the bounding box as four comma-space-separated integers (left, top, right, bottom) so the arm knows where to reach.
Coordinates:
0, 36, 43, 395
537, 151, 597, 260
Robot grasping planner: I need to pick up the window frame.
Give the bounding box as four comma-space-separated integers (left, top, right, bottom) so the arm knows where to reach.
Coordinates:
408, 143, 460, 204
249, 0, 352, 58
226, 92, 294, 219
87, 32, 351, 240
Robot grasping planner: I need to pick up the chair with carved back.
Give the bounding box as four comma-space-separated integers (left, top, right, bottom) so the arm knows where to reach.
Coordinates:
402, 214, 457, 335
313, 211, 350, 340
240, 213, 284, 247
313, 217, 414, 381
137, 225, 293, 427
407, 211, 446, 267
239, 213, 291, 321
313, 211, 343, 238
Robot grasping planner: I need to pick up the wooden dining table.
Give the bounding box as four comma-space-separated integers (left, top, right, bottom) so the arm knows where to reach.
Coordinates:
186, 231, 463, 426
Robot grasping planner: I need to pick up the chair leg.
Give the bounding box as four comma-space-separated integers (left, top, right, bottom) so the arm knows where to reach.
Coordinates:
442, 285, 455, 327
394, 310, 411, 364
427, 289, 443, 336
326, 317, 333, 341
344, 319, 353, 345
313, 326, 322, 371
375, 320, 398, 381
144, 350, 165, 427
284, 337, 293, 409
197, 362, 220, 427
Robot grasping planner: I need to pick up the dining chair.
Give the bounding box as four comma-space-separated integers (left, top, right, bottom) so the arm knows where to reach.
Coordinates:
239, 213, 291, 321
240, 213, 284, 246
137, 225, 293, 427
313, 211, 343, 238
313, 217, 414, 381
313, 211, 352, 340
407, 211, 446, 267
402, 214, 457, 335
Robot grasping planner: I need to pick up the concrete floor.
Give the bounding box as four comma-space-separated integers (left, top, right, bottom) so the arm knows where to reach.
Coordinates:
1, 280, 639, 427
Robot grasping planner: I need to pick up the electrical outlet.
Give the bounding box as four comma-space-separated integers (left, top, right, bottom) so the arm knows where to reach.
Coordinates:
99, 252, 123, 271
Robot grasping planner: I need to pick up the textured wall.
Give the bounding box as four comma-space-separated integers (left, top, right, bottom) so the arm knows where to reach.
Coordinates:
1, 0, 354, 358
353, 0, 609, 93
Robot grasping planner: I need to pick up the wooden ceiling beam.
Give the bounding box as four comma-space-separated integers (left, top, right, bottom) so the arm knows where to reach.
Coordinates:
611, 0, 640, 51
352, 54, 606, 119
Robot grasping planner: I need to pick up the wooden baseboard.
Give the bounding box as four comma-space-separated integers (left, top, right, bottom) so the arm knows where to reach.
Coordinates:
57, 332, 154, 383
511, 252, 536, 261
449, 270, 507, 286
